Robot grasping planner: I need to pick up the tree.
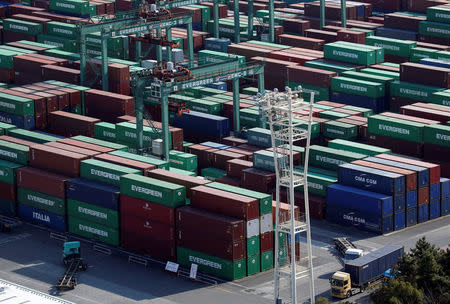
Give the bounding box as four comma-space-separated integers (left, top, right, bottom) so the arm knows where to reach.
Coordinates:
371, 279, 424, 304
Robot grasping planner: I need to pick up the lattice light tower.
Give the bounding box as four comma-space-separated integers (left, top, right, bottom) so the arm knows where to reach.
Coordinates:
256, 87, 315, 304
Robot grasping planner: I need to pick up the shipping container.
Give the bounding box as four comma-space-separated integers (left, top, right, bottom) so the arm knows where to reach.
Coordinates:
328, 184, 394, 217
418, 204, 429, 223
17, 167, 68, 198
368, 114, 425, 143
68, 216, 119, 246
406, 207, 417, 227
80, 159, 140, 186
366, 36, 416, 57
309, 145, 366, 171
120, 195, 175, 225
18, 203, 66, 231
169, 150, 197, 172
0, 159, 22, 185
429, 200, 440, 219
109, 150, 169, 170
442, 198, 450, 216
332, 76, 385, 98
18, 187, 65, 215
394, 211, 405, 231
71, 135, 128, 151
328, 139, 390, 156
0, 140, 29, 164
66, 178, 119, 210
94, 122, 116, 142
441, 178, 450, 198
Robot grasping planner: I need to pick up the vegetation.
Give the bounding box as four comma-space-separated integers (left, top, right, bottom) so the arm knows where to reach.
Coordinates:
371, 237, 450, 304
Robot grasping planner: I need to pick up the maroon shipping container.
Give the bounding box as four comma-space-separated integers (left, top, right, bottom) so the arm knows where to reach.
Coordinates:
121, 230, 176, 261
384, 13, 425, 32
11, 87, 58, 114
411, 102, 450, 113
226, 159, 253, 178
84, 89, 134, 123
277, 34, 324, 50
17, 166, 69, 198
337, 29, 366, 44
6, 42, 50, 53
187, 144, 218, 169
267, 51, 316, 65
0, 182, 15, 202
278, 189, 326, 220
260, 231, 273, 252
424, 143, 450, 163
10, 14, 51, 31
241, 167, 276, 194
47, 111, 100, 137
212, 150, 246, 170
57, 138, 115, 153
176, 205, 244, 241
370, 64, 400, 72
375, 153, 441, 185
418, 186, 429, 205
7, 4, 45, 16
121, 213, 175, 242
177, 228, 246, 261
146, 168, 210, 198
367, 133, 424, 158
380, 112, 440, 125
400, 105, 450, 124
400, 62, 450, 88
215, 175, 241, 187
42, 65, 80, 85
282, 19, 310, 35
29, 144, 89, 177
225, 147, 253, 161
44, 142, 100, 157
352, 160, 417, 192
272, 201, 300, 224
389, 96, 416, 113
416, 41, 450, 51
121, 195, 175, 226
221, 136, 248, 147
0, 135, 38, 148
287, 65, 337, 87
305, 29, 338, 44
93, 153, 156, 176
190, 185, 259, 220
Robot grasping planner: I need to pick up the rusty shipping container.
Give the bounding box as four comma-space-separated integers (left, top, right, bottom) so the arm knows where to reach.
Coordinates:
17, 166, 69, 198
121, 195, 175, 226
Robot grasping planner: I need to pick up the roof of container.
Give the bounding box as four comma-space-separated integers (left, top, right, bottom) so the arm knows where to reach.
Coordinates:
345, 244, 403, 267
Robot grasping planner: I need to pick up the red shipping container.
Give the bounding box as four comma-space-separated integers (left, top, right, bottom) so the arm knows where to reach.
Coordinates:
272, 201, 300, 224
57, 138, 115, 153
120, 195, 175, 226
221, 136, 248, 147
212, 150, 246, 170
190, 185, 259, 220
241, 168, 276, 194
29, 144, 89, 177
215, 175, 241, 187
277, 34, 324, 50
225, 147, 253, 161
17, 166, 69, 198
368, 133, 424, 159
226, 159, 253, 178
121, 230, 176, 261
418, 186, 429, 205
188, 144, 218, 169
400, 105, 450, 124
287, 65, 337, 87
0, 182, 15, 201
121, 213, 175, 242
34, 83, 81, 110
375, 153, 441, 185
48, 111, 100, 137
84, 89, 134, 123
0, 135, 37, 148
380, 112, 440, 125
93, 153, 156, 176
337, 29, 366, 44
44, 142, 100, 157
260, 231, 274, 252
176, 228, 246, 261
305, 29, 338, 44
176, 205, 244, 241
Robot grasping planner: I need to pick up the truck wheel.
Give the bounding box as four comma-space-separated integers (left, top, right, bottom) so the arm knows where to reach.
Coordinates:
346, 291, 352, 298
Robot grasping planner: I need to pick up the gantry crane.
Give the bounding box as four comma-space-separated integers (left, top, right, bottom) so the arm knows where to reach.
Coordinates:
130, 59, 265, 160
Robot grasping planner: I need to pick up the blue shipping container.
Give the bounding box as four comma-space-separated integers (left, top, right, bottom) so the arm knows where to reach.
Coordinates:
441, 198, 449, 216
418, 204, 429, 223
173, 111, 230, 138
326, 204, 393, 234
205, 38, 231, 53
66, 178, 120, 210
201, 141, 230, 150
338, 163, 405, 196
344, 245, 404, 286
375, 27, 418, 41
364, 157, 429, 187
394, 211, 405, 231
430, 183, 440, 202
406, 190, 417, 209
247, 127, 275, 148
429, 201, 440, 220
393, 194, 406, 213
0, 112, 35, 130
205, 82, 227, 91
406, 207, 417, 227
18, 203, 66, 231
331, 91, 387, 113
328, 184, 393, 216
420, 58, 450, 69
441, 178, 450, 198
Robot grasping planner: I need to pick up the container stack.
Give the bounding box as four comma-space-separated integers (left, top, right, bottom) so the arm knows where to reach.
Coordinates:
419, 5, 450, 46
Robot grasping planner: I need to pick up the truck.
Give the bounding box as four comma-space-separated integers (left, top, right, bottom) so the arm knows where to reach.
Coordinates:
330, 244, 404, 299
333, 237, 365, 261
55, 241, 87, 291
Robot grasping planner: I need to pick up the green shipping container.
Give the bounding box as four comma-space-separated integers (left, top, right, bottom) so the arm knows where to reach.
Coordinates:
80, 159, 141, 186
435, 51, 450, 62
424, 124, 450, 147
328, 139, 391, 156
109, 150, 169, 169
68, 216, 119, 246
260, 250, 274, 271
0, 46, 36, 55
44, 49, 80, 62
323, 121, 358, 140
206, 182, 272, 215
304, 61, 356, 75
341, 71, 393, 90
0, 140, 29, 164
334, 41, 384, 63
169, 150, 197, 172
240, 108, 262, 128
187, 99, 222, 115
0, 122, 17, 135
71, 135, 128, 151
18, 187, 65, 215
37, 34, 78, 53
16, 40, 60, 50
177, 246, 246, 280
49, 0, 90, 16
431, 90, 450, 107
0, 159, 22, 184
94, 122, 116, 142
324, 43, 376, 65
0, 198, 16, 217
331, 76, 385, 98
410, 47, 439, 63
419, 21, 450, 39
0, 93, 34, 116
67, 199, 119, 228
365, 36, 416, 57
46, 22, 78, 39
319, 110, 350, 120
0, 49, 20, 69
308, 145, 367, 171
294, 170, 337, 197
120, 173, 186, 207
169, 167, 196, 176
8, 129, 59, 143
390, 81, 443, 102
201, 167, 226, 181
427, 6, 450, 23
3, 19, 43, 35
247, 235, 260, 256
368, 115, 425, 143
115, 122, 172, 150
360, 68, 399, 80
247, 254, 261, 276
198, 50, 245, 67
